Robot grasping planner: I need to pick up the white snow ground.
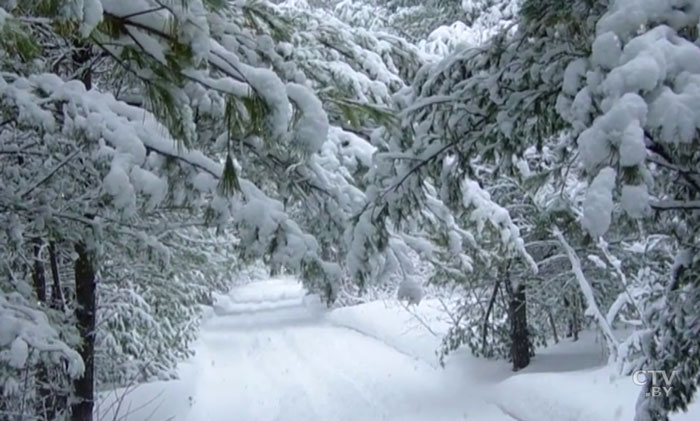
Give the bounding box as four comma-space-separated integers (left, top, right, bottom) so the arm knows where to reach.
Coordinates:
97, 278, 699, 421
98, 278, 514, 420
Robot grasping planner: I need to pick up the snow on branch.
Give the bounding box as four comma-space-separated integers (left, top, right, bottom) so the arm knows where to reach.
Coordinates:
0, 71, 338, 281
462, 177, 538, 275
553, 228, 619, 360
0, 292, 84, 377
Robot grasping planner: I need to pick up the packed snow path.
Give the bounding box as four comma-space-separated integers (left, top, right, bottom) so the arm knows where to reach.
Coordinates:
185, 279, 517, 421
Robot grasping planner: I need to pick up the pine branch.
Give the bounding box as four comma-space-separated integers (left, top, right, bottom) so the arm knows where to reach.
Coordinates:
119, 6, 167, 20
20, 150, 81, 198
651, 200, 700, 211
553, 227, 619, 359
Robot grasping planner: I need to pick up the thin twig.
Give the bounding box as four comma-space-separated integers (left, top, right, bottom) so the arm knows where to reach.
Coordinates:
21, 150, 80, 198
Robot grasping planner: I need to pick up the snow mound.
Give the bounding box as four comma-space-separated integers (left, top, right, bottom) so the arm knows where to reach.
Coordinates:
326, 299, 447, 367
494, 330, 698, 421
213, 297, 303, 315
496, 365, 699, 421
497, 367, 629, 421
228, 278, 306, 302
301, 293, 327, 317
95, 342, 202, 421
212, 278, 308, 315
327, 300, 700, 421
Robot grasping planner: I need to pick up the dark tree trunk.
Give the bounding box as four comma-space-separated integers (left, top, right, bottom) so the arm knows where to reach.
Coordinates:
48, 241, 65, 311
481, 280, 501, 357
564, 294, 581, 341
506, 276, 530, 371
32, 238, 55, 418
43, 241, 67, 418
72, 44, 92, 90
564, 296, 571, 337
32, 238, 47, 302
572, 294, 581, 341
548, 311, 559, 344
70, 42, 96, 421
71, 242, 96, 421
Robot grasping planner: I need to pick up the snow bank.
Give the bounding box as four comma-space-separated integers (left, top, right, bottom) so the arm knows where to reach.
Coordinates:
325, 299, 449, 367
497, 366, 699, 421
498, 367, 630, 421
95, 341, 203, 421
213, 297, 304, 315
212, 277, 306, 315
327, 299, 699, 421
495, 331, 699, 421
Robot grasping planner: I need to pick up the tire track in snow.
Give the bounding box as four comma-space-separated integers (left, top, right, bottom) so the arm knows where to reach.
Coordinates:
189, 279, 520, 421
187, 329, 283, 420
278, 326, 390, 419
253, 329, 324, 420
311, 324, 442, 418
494, 403, 526, 421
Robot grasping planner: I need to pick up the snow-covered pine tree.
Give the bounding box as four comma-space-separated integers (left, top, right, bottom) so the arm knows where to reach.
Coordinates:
351, 0, 610, 370
1, 1, 333, 418
557, 0, 700, 418
1, 0, 427, 418
331, 0, 520, 58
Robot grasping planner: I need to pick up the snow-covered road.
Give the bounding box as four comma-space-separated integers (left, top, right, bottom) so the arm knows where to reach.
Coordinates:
185, 279, 516, 421
97, 279, 700, 421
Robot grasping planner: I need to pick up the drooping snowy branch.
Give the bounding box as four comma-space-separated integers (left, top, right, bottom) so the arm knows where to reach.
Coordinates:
553, 228, 619, 360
